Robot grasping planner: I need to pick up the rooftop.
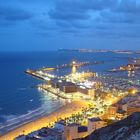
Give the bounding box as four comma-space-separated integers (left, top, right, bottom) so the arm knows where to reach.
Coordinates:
78, 126, 88, 133
56, 120, 66, 125
67, 123, 80, 127
88, 117, 101, 122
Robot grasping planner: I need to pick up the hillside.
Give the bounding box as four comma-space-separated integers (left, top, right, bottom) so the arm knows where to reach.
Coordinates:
83, 112, 140, 140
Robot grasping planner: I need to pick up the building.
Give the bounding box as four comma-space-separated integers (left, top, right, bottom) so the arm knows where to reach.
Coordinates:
88, 117, 107, 135
102, 106, 118, 120
59, 81, 77, 93
15, 127, 64, 140
54, 120, 66, 132
15, 135, 27, 140
116, 110, 126, 120
127, 106, 140, 116
134, 58, 140, 65
114, 92, 140, 114
107, 106, 117, 119
15, 135, 40, 140
77, 86, 95, 96
54, 120, 88, 140
50, 78, 59, 88
121, 104, 128, 111
50, 79, 77, 93
37, 128, 63, 140
15, 117, 107, 140
64, 123, 88, 140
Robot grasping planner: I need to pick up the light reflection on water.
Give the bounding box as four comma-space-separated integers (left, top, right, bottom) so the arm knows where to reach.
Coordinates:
0, 51, 139, 132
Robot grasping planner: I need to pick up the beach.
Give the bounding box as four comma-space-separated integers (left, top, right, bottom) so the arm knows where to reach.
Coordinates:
0, 100, 92, 140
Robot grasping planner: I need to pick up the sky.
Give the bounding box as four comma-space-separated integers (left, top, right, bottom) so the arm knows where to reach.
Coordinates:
0, 0, 140, 51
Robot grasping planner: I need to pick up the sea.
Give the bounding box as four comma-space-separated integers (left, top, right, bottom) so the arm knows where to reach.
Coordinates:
0, 51, 139, 133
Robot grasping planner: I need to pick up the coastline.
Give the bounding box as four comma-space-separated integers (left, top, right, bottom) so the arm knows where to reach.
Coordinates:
0, 100, 92, 140
0, 103, 64, 135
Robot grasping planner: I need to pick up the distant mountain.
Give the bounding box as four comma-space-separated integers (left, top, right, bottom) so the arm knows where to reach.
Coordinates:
82, 112, 140, 140
58, 48, 139, 54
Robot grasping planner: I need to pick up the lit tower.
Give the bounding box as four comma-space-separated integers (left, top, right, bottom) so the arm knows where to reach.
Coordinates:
71, 60, 77, 74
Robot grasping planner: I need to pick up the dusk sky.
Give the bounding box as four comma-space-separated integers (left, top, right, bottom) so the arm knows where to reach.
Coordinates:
0, 0, 140, 51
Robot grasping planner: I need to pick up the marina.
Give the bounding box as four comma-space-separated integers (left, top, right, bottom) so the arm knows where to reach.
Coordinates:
109, 59, 140, 72
1, 0, 140, 139
0, 52, 140, 140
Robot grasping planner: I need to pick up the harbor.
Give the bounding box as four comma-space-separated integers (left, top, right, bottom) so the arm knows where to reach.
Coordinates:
1, 0, 140, 138
1, 57, 140, 140
109, 58, 140, 72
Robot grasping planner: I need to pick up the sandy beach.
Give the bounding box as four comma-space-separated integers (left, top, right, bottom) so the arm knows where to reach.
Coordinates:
0, 100, 91, 140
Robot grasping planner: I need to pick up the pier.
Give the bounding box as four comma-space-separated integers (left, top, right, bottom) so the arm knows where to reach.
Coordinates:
25, 70, 45, 80
39, 61, 104, 72
25, 61, 101, 81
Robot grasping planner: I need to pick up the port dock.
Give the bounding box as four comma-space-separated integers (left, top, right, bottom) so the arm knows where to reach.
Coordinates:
39, 61, 104, 72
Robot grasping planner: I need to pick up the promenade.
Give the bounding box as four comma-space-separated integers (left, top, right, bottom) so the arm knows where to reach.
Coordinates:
0, 100, 91, 140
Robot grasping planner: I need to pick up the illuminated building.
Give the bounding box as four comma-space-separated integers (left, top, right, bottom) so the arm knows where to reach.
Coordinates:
71, 65, 77, 74
54, 119, 88, 140
51, 78, 59, 88
88, 118, 107, 135
102, 106, 117, 119
50, 79, 77, 93
77, 86, 95, 97
134, 59, 140, 64
54, 120, 66, 132
127, 106, 140, 116
72, 61, 76, 66
116, 110, 126, 120
107, 106, 117, 119
59, 81, 77, 93
64, 123, 88, 140
128, 88, 138, 95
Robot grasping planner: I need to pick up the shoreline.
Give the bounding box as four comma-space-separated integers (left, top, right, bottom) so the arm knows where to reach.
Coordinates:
0, 100, 92, 140
0, 103, 65, 135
